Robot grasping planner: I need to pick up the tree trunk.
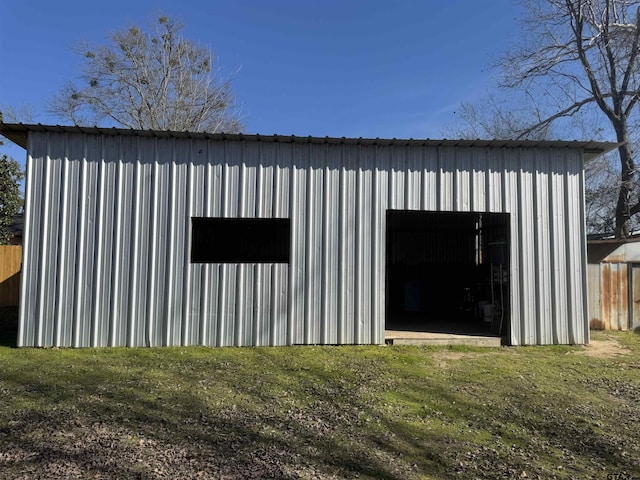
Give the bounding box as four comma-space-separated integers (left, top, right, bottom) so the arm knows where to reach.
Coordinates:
614, 119, 635, 238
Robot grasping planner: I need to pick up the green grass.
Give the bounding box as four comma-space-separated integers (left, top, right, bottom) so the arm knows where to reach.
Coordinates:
0, 320, 639, 479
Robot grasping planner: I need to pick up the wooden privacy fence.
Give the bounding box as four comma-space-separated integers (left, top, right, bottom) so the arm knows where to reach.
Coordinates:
0, 245, 22, 306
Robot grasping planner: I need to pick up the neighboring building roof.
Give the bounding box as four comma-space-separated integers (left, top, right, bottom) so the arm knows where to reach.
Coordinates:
0, 123, 619, 162
587, 236, 640, 263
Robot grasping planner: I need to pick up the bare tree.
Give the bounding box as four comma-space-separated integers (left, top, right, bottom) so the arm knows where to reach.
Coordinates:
0, 104, 35, 124
447, 93, 557, 141
449, 92, 626, 235
49, 16, 242, 133
452, 1, 640, 237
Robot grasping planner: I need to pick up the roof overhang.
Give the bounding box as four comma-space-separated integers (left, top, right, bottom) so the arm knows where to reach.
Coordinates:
0, 123, 619, 161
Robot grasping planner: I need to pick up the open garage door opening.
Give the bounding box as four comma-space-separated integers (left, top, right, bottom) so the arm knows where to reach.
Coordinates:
385, 210, 510, 338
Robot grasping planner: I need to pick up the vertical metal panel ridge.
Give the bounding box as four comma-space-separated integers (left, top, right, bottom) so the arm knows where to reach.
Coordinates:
54, 139, 69, 345
18, 134, 36, 346
371, 146, 384, 344
286, 152, 298, 346
34, 135, 51, 346
515, 150, 529, 344
147, 139, 160, 347
546, 155, 559, 344
304, 146, 314, 344
525, 151, 537, 344
564, 153, 587, 343
320, 145, 332, 344
163, 140, 174, 345
360, 149, 373, 344
535, 152, 552, 344
127, 142, 141, 346
337, 147, 346, 344
75, 140, 90, 345
202, 151, 215, 346
253, 145, 264, 346
563, 155, 575, 343
109, 139, 122, 345
503, 149, 521, 345
577, 151, 590, 342
182, 146, 195, 346
354, 150, 362, 343
91, 136, 105, 346
587, 263, 602, 329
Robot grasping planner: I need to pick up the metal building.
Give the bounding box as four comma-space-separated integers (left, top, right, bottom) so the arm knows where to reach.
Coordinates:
587, 238, 640, 331
0, 123, 615, 347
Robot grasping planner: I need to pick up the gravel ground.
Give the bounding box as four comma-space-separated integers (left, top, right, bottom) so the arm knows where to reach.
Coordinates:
2, 379, 639, 480
1, 403, 420, 479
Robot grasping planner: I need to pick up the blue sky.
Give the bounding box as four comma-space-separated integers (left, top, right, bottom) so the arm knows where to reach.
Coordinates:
0, 0, 522, 161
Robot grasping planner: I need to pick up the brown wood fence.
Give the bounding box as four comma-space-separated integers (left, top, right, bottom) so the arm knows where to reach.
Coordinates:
0, 245, 22, 306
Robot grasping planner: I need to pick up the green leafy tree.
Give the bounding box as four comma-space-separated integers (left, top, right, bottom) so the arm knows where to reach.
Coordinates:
49, 15, 242, 133
0, 113, 24, 245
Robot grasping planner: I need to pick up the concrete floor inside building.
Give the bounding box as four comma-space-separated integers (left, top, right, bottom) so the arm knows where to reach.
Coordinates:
384, 317, 504, 347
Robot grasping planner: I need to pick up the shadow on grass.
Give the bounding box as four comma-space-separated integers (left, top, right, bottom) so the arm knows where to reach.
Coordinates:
0, 349, 415, 479
1, 346, 639, 479
0, 307, 18, 347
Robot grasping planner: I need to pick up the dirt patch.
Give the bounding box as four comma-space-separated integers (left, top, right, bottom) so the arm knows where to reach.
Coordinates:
574, 337, 631, 358
432, 351, 475, 367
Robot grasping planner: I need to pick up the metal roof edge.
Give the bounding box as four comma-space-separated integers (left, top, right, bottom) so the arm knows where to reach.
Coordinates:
587, 236, 640, 245
0, 122, 619, 159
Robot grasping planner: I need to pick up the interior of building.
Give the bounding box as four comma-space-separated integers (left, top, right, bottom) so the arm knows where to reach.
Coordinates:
385, 210, 510, 337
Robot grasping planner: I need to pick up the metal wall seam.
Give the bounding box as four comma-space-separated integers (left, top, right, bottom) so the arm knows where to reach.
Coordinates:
18, 134, 35, 346
217, 142, 229, 346
504, 151, 520, 345
609, 264, 619, 329
568, 154, 583, 342
337, 147, 346, 344
304, 145, 315, 344
563, 155, 576, 343
521, 150, 537, 344
35, 134, 52, 346
618, 264, 629, 330
286, 152, 298, 345
371, 147, 384, 344
108, 139, 120, 345
362, 152, 374, 343
324, 151, 333, 344
354, 149, 363, 344
556, 156, 570, 343
577, 151, 590, 341
54, 138, 69, 345
91, 136, 104, 346
535, 152, 552, 344
206, 144, 219, 346
253, 142, 264, 346
572, 151, 589, 341
182, 143, 194, 346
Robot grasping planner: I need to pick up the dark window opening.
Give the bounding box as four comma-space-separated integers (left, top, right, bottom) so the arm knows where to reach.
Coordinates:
191, 217, 290, 263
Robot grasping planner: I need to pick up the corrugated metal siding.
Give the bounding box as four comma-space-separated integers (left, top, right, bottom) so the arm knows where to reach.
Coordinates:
587, 262, 630, 331
19, 131, 589, 346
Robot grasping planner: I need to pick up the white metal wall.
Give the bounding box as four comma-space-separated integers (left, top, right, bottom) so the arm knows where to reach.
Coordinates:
19, 131, 589, 346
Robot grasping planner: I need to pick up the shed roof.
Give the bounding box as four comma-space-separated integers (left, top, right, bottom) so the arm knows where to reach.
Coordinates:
0, 122, 618, 162
587, 236, 640, 263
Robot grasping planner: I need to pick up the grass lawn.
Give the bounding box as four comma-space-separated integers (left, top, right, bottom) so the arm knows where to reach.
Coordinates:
0, 309, 638, 479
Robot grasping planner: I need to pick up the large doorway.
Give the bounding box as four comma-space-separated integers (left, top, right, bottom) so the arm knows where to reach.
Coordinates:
385, 210, 510, 337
